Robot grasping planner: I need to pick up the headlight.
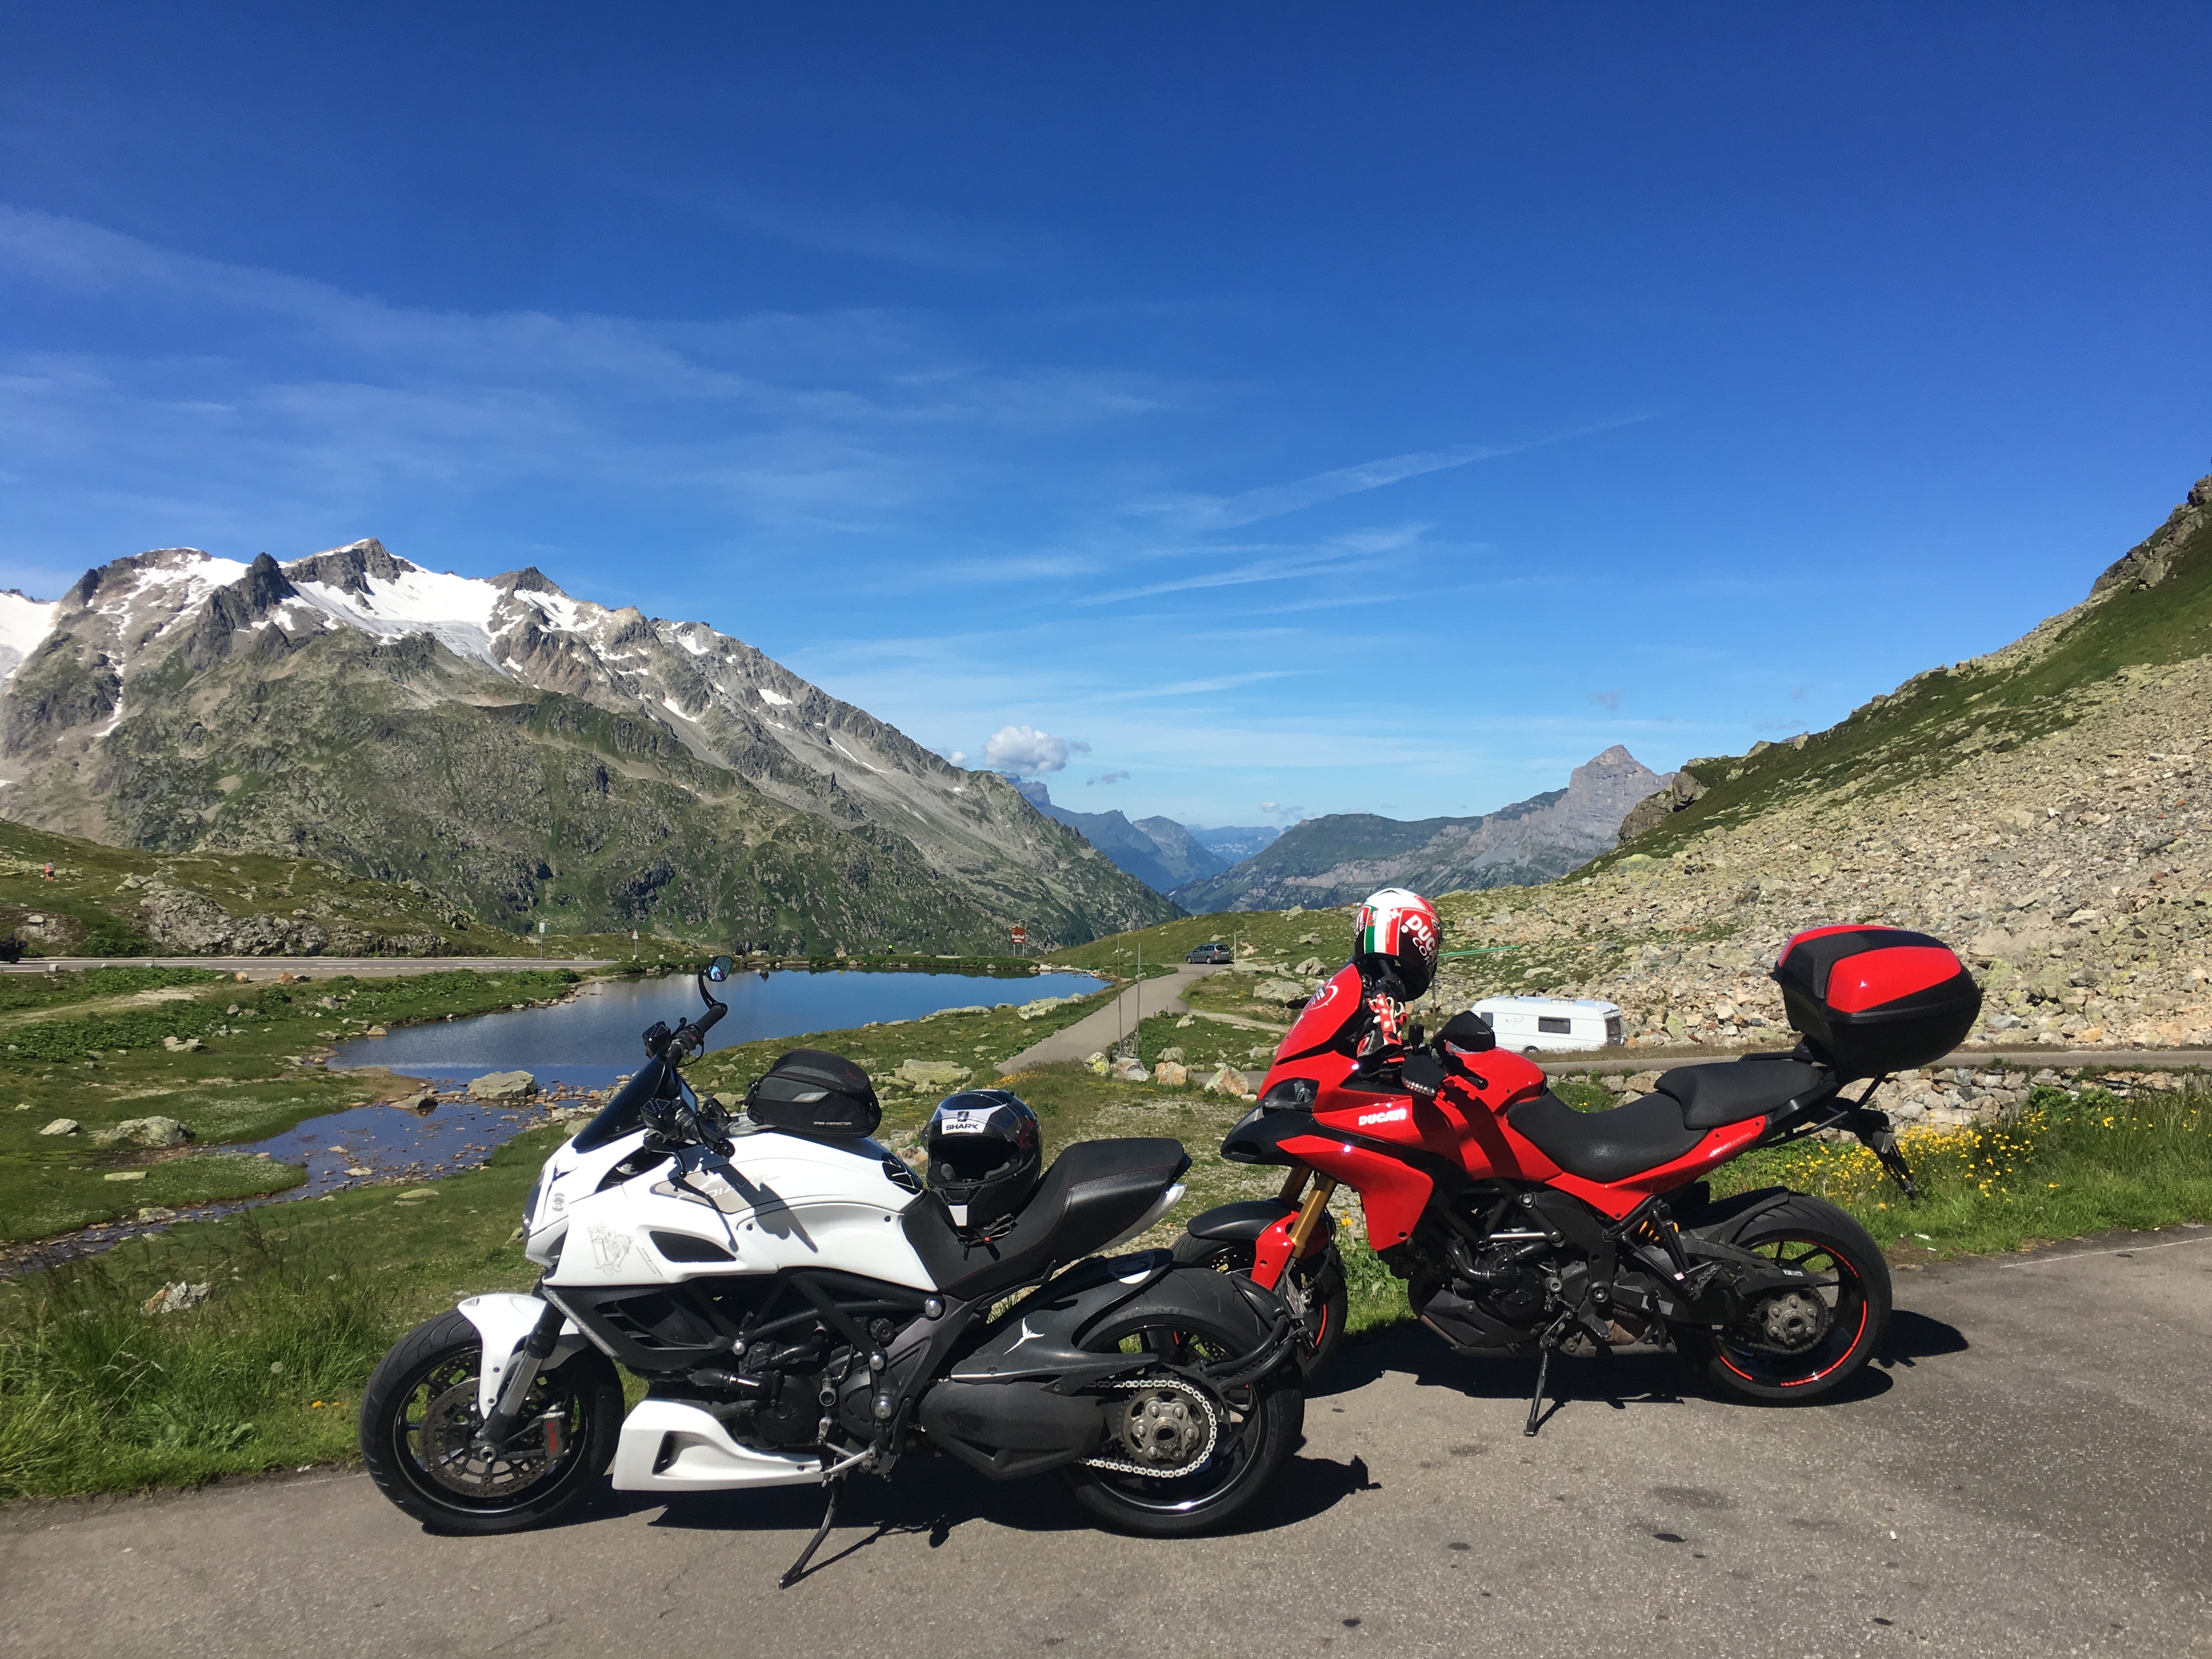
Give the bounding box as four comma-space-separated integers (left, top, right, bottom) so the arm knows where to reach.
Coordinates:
1260, 1077, 1317, 1113
521, 1173, 544, 1230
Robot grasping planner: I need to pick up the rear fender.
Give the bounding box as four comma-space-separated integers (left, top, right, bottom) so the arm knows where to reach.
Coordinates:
949, 1254, 1285, 1388
458, 1293, 590, 1417
1674, 1185, 1799, 1244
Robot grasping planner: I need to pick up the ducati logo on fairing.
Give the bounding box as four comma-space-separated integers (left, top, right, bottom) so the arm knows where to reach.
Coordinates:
1357, 1107, 1408, 1126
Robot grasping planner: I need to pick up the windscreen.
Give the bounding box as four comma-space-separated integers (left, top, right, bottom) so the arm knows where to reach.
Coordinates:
571, 1059, 672, 1153
1275, 962, 1364, 1061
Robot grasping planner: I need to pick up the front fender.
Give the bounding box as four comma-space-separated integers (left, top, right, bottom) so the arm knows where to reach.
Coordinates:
458, 1293, 589, 1417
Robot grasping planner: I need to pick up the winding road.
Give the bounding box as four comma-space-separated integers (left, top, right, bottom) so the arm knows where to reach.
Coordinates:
4, 1226, 2208, 1657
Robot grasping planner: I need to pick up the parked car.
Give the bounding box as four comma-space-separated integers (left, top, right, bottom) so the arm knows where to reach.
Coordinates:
1469, 995, 1624, 1053
1186, 942, 1233, 964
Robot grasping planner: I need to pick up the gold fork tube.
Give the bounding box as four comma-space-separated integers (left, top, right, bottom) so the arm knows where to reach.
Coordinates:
1287, 1177, 1339, 1257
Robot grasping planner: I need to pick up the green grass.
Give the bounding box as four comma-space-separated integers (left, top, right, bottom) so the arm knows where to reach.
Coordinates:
0, 967, 584, 1242
1717, 1084, 2212, 1256
1053, 910, 1352, 975
0, 1122, 561, 1499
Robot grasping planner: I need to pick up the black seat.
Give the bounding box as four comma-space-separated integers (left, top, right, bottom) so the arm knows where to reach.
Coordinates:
1654, 1058, 1832, 1128
901, 1137, 1191, 1303
1505, 1091, 1705, 1183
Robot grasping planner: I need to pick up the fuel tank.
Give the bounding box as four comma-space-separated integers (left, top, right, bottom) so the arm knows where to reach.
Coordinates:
539, 1126, 939, 1291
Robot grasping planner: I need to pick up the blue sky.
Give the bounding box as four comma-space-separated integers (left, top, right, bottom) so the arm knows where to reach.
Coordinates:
3, 6, 2208, 829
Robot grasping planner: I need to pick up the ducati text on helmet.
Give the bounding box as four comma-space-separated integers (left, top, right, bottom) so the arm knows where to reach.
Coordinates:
924, 1089, 1044, 1229
1352, 888, 1442, 999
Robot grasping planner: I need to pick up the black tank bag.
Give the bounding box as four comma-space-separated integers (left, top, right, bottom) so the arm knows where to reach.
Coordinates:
745, 1048, 882, 1137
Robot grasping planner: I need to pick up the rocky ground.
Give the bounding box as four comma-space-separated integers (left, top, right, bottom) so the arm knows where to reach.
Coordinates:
1416, 653, 2210, 1124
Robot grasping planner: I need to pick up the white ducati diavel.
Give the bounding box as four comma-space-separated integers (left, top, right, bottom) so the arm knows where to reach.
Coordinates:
358, 957, 1303, 1574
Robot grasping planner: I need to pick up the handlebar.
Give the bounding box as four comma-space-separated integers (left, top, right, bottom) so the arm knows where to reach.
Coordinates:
635, 955, 740, 1155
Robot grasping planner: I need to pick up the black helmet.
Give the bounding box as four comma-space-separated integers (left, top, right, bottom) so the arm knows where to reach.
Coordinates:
924, 1089, 1043, 1229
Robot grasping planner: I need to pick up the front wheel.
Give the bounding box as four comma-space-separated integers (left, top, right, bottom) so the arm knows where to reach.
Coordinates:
1680, 1195, 1891, 1404
1060, 1311, 1304, 1537
359, 1308, 623, 1533
1173, 1237, 1348, 1379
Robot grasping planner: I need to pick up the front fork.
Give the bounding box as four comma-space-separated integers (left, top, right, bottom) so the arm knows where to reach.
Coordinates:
1252, 1164, 1339, 1291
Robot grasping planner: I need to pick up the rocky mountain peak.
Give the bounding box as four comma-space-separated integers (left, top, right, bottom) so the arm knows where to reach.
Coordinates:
0, 534, 1178, 950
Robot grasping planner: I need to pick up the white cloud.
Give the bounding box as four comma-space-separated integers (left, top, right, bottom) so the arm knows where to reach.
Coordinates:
984, 724, 1080, 776
1087, 770, 1130, 786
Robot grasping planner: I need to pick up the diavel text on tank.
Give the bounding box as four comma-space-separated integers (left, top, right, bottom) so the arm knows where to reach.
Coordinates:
359, 957, 1305, 1577
1173, 890, 1982, 1431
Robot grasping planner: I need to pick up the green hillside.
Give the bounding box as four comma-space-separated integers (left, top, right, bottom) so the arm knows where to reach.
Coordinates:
1599, 476, 2212, 866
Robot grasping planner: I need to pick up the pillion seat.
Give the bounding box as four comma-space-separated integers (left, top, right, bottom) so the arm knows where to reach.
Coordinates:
901, 1137, 1191, 1303
1652, 1057, 1835, 1127
1505, 1056, 1838, 1183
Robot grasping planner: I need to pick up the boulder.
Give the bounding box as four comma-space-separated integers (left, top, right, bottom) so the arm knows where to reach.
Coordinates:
1154, 1061, 1189, 1087
1110, 1059, 1150, 1083
895, 1059, 972, 1090
162, 1035, 206, 1053
1294, 957, 1326, 975
1254, 978, 1309, 1004
99, 1116, 191, 1149
1206, 1065, 1251, 1096
142, 1281, 212, 1316
469, 1069, 539, 1101
390, 1090, 437, 1114
38, 1118, 80, 1136
1158, 1046, 1186, 1064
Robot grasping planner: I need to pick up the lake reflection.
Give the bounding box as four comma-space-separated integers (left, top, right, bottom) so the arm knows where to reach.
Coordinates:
332, 967, 1104, 1090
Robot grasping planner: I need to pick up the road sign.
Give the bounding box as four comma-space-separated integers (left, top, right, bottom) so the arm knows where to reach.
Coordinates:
1010, 924, 1028, 946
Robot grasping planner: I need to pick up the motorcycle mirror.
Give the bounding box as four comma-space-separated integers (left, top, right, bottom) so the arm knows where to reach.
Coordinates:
706, 955, 734, 983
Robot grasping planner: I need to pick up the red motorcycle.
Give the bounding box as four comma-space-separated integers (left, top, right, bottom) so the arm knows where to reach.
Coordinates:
1173, 923, 1982, 1431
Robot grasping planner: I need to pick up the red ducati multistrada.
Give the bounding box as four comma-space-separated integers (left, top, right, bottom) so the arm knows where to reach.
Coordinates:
1172, 925, 1983, 1431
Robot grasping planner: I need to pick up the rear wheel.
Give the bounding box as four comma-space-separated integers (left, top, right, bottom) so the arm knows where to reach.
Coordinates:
359, 1309, 623, 1534
1683, 1195, 1891, 1403
1173, 1237, 1347, 1379
1060, 1311, 1303, 1537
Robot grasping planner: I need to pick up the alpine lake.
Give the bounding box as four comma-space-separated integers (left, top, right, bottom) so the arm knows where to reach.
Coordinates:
2, 962, 1105, 1268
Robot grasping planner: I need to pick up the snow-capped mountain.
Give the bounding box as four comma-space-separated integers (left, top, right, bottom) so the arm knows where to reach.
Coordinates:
0, 539, 1175, 950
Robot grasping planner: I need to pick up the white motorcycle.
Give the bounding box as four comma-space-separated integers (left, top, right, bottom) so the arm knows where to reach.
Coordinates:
358, 957, 1304, 1575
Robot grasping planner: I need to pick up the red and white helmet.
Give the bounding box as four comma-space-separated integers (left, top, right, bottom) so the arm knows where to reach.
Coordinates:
1352, 887, 1442, 998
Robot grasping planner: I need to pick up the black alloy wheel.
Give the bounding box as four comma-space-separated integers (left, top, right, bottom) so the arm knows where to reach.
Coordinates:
1173, 1237, 1348, 1380
1683, 1195, 1891, 1404
1060, 1311, 1304, 1537
359, 1308, 624, 1533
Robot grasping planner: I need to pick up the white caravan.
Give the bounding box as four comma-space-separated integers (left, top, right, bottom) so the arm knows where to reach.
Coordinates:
1470, 995, 1624, 1053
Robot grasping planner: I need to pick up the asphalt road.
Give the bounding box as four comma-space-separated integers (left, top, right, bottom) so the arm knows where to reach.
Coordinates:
1000, 963, 1219, 1073
5, 1227, 2208, 1658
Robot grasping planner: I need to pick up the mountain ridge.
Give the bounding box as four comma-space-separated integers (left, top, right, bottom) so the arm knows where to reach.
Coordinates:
1169, 744, 1669, 911
0, 539, 1177, 952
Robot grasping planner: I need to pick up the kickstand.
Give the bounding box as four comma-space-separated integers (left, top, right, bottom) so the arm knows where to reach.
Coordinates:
1523, 1344, 1553, 1438
779, 1476, 843, 1589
